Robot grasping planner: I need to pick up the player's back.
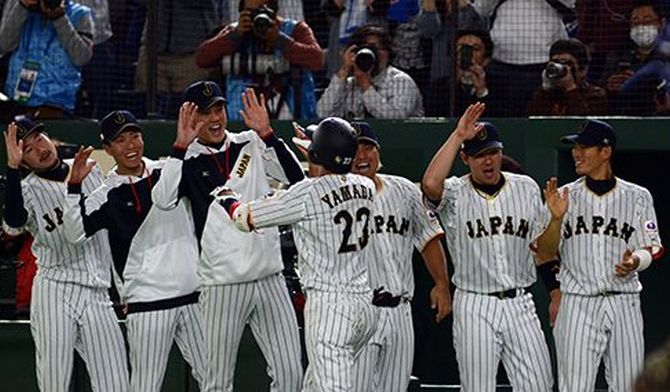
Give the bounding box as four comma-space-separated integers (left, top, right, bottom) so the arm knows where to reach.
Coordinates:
291, 173, 377, 294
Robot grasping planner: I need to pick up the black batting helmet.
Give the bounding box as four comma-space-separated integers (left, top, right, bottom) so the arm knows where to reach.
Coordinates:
308, 117, 357, 174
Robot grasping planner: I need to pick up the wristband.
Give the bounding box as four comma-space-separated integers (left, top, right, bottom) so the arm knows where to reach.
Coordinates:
633, 249, 652, 271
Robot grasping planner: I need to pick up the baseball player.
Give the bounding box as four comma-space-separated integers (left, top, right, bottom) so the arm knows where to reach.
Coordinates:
2, 116, 129, 391
62, 110, 206, 392
151, 81, 304, 391
214, 117, 381, 392
343, 122, 451, 392
421, 103, 568, 392
553, 119, 664, 392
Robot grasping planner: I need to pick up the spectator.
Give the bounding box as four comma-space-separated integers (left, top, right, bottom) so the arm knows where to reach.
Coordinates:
417, 0, 486, 115
475, 0, 575, 117
427, 29, 497, 117
223, 0, 304, 24
321, 0, 387, 78
317, 24, 423, 119
196, 0, 323, 120
0, 0, 94, 119
134, 0, 217, 98
528, 38, 608, 115
618, 73, 670, 115
77, 0, 114, 119
603, 0, 669, 110
577, 0, 632, 83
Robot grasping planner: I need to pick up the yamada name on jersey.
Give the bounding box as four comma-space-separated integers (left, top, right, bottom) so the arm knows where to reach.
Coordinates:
320, 183, 374, 209
466, 216, 530, 240
563, 215, 635, 243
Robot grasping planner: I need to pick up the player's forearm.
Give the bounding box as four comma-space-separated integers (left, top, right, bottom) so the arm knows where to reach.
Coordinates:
421, 236, 450, 288
536, 217, 563, 262
63, 189, 89, 244
263, 134, 305, 186
421, 132, 462, 201
3, 168, 29, 233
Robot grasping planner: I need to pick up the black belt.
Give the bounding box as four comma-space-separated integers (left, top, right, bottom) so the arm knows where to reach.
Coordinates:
372, 288, 408, 308
486, 287, 531, 299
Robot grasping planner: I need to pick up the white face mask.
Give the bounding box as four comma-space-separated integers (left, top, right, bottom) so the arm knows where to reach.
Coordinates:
630, 25, 659, 48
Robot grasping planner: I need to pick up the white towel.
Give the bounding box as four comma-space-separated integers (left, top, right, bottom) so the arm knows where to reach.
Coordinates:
338, 0, 368, 44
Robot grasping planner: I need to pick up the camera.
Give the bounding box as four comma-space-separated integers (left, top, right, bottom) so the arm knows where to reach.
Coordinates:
354, 45, 378, 73
252, 5, 276, 36
545, 61, 569, 80
459, 44, 474, 70
221, 52, 290, 75
41, 0, 63, 10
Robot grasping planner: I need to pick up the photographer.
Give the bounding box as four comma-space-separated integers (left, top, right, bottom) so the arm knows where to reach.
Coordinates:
0, 0, 93, 118
196, 0, 323, 120
426, 29, 496, 117
527, 38, 608, 116
317, 24, 424, 119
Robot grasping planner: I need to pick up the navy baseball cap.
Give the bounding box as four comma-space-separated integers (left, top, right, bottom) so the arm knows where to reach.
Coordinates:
13, 115, 45, 141
462, 122, 503, 156
100, 110, 142, 143
351, 121, 380, 148
561, 119, 616, 149
183, 81, 227, 111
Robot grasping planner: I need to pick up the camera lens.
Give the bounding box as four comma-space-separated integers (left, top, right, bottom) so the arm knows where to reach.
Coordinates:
355, 48, 377, 73
545, 62, 568, 80
253, 13, 273, 35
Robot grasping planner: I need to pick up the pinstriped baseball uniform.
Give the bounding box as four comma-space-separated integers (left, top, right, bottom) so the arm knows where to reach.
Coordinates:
63, 158, 205, 392
426, 172, 554, 392
354, 174, 444, 392
243, 173, 381, 392
152, 130, 304, 391
2, 161, 128, 392
554, 177, 664, 392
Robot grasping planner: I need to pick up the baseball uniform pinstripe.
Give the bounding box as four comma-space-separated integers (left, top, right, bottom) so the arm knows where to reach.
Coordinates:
354, 174, 444, 392
237, 173, 381, 392
152, 130, 304, 392
554, 177, 664, 392
427, 172, 554, 392
2, 161, 128, 392
63, 158, 205, 392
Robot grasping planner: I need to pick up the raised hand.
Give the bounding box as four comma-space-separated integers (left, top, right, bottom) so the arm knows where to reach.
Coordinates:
4, 123, 24, 169
544, 177, 569, 220
454, 102, 486, 141
615, 249, 639, 277
176, 102, 204, 148
239, 88, 273, 138
68, 146, 96, 186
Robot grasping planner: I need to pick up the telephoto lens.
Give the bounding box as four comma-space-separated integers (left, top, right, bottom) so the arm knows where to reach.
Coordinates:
354, 47, 378, 73
545, 62, 568, 80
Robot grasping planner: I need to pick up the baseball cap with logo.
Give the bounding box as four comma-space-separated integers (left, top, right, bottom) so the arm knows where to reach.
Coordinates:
462, 121, 504, 156
100, 110, 142, 143
351, 121, 380, 148
561, 119, 616, 149
183, 81, 227, 111
13, 115, 45, 142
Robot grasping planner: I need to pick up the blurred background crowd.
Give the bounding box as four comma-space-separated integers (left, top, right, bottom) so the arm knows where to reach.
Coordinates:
1, 0, 670, 121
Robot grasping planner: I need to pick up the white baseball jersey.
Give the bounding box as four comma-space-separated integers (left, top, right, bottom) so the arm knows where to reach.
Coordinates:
2, 161, 128, 391
427, 172, 554, 392
356, 175, 443, 392
557, 176, 663, 295
250, 173, 378, 294
554, 177, 664, 392
426, 172, 551, 293
246, 172, 380, 391
367, 174, 444, 297
3, 161, 111, 288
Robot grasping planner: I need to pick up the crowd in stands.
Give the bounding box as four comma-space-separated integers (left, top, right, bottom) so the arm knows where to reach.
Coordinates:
0, 0, 669, 120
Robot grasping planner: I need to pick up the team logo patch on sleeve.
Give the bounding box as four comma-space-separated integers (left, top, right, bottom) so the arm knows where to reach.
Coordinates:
644, 220, 658, 233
